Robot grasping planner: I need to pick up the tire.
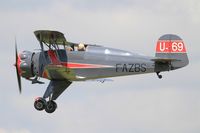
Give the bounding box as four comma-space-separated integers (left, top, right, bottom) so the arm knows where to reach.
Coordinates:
34, 97, 46, 111
45, 101, 57, 113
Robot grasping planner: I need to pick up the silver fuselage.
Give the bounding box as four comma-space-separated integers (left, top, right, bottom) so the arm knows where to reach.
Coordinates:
32, 45, 156, 81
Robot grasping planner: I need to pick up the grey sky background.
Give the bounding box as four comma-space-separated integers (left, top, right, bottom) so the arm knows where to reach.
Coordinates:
0, 0, 200, 133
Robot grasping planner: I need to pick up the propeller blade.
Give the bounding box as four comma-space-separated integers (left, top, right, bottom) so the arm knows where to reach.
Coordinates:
15, 39, 22, 93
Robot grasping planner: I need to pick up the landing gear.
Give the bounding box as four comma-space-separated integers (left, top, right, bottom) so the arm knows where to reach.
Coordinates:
156, 72, 162, 79
33, 81, 71, 113
34, 97, 46, 111
34, 97, 57, 113
45, 101, 57, 113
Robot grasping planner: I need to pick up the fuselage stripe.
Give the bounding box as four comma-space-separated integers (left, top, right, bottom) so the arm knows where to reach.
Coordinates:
48, 50, 60, 64
62, 62, 113, 69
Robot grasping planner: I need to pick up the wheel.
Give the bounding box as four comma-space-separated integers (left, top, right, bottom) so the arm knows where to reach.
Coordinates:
45, 101, 57, 113
158, 75, 162, 79
34, 97, 46, 111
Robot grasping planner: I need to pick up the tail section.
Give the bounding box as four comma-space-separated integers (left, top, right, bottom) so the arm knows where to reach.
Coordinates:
154, 34, 189, 72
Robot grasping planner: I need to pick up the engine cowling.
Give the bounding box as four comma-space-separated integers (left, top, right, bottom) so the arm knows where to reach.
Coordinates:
19, 51, 35, 78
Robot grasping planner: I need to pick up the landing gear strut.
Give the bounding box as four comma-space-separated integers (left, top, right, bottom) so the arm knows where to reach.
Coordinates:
156, 72, 162, 79
34, 97, 57, 113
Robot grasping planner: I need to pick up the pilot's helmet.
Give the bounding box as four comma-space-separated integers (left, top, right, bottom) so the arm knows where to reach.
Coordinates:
78, 43, 85, 51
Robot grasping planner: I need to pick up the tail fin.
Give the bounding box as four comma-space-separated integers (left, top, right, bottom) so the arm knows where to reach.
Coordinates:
155, 34, 189, 71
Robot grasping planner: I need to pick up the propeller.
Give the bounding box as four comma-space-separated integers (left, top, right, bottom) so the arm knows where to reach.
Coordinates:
14, 39, 22, 93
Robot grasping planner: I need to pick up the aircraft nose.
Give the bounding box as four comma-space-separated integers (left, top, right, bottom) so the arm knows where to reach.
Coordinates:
17, 51, 35, 78
16, 53, 22, 75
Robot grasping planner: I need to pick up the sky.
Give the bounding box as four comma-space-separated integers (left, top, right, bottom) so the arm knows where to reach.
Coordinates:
0, 0, 200, 133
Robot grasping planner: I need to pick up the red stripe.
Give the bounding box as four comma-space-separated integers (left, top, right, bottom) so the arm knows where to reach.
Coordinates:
46, 50, 112, 68
48, 50, 60, 64
62, 62, 112, 69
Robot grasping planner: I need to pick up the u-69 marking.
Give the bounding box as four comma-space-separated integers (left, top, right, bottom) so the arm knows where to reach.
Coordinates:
156, 40, 186, 53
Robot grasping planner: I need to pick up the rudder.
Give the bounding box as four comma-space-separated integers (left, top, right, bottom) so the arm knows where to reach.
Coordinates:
155, 34, 189, 71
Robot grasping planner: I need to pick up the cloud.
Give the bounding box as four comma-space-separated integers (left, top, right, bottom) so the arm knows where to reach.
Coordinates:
12, 85, 198, 133
0, 0, 54, 11
0, 128, 31, 133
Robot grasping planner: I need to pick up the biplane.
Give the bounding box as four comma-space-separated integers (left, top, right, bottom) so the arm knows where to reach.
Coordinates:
14, 30, 189, 113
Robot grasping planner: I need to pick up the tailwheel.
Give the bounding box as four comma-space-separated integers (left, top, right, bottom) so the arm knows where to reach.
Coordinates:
158, 75, 162, 79
156, 72, 162, 79
45, 101, 57, 113
34, 97, 46, 111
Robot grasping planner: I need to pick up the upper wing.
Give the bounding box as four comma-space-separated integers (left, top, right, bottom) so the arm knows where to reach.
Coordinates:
34, 30, 103, 47
34, 30, 68, 45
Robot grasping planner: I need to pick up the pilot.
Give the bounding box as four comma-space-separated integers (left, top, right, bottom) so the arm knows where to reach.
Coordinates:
66, 46, 73, 51
78, 43, 86, 51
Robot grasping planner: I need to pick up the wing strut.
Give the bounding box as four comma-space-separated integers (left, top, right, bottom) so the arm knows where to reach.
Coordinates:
43, 80, 72, 100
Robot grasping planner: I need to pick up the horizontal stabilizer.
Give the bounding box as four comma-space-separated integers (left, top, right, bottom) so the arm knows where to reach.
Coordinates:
151, 58, 180, 63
